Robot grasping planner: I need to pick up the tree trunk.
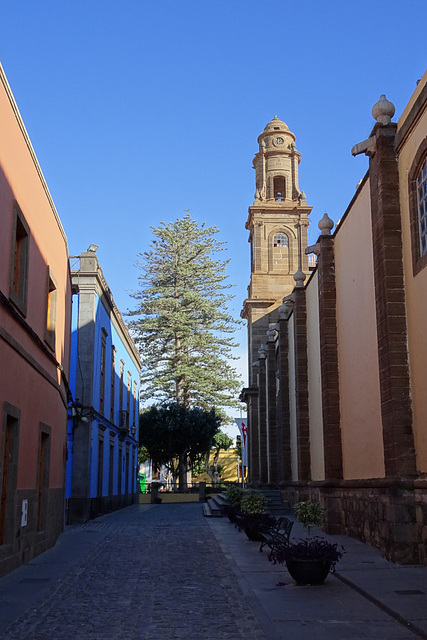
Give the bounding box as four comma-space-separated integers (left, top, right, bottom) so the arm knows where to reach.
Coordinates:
179, 452, 188, 491
205, 452, 214, 482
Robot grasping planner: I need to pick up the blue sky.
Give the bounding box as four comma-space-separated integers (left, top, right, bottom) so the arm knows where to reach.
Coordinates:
1, 1, 426, 431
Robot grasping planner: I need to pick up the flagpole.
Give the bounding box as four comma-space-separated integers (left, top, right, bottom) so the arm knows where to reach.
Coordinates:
235, 416, 248, 488
240, 407, 244, 488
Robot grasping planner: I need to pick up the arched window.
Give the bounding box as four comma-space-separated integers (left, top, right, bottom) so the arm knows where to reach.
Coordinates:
273, 232, 288, 248
408, 136, 427, 275
273, 176, 286, 201
417, 157, 427, 256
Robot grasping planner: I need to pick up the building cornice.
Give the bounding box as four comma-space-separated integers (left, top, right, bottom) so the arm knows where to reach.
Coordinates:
239, 386, 259, 402
245, 204, 312, 231
395, 79, 427, 152
71, 258, 141, 370
241, 297, 277, 319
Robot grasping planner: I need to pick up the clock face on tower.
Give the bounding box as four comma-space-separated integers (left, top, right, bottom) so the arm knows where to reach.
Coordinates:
274, 136, 284, 146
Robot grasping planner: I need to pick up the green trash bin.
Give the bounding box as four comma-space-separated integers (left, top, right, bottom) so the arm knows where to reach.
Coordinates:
138, 472, 146, 493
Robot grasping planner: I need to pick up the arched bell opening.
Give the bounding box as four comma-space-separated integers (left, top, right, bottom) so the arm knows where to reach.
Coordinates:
273, 176, 286, 202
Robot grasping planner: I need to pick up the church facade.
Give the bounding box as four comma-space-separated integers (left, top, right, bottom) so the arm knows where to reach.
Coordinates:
242, 71, 427, 563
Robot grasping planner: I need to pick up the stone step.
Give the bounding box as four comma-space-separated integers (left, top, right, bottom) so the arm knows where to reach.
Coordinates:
209, 493, 228, 511
257, 489, 289, 515
203, 497, 223, 517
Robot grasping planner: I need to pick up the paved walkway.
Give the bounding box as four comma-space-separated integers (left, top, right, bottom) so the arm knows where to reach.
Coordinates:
0, 503, 426, 639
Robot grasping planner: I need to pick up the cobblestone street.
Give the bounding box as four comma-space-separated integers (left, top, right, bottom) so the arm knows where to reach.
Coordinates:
1, 504, 268, 640
3, 502, 427, 640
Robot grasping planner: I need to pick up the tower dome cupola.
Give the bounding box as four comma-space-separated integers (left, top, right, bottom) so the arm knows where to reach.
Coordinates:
263, 115, 289, 133
254, 115, 302, 203
242, 117, 312, 391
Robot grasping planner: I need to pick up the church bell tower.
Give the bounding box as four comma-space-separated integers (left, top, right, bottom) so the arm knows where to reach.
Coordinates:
242, 116, 312, 385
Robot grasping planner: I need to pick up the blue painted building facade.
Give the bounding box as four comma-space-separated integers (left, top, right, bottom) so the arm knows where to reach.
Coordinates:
66, 250, 140, 523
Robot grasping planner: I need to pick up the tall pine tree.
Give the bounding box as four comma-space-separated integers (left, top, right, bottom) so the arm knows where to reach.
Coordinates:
129, 212, 242, 414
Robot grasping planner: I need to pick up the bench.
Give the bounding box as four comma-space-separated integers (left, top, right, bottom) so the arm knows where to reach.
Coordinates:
258, 516, 294, 553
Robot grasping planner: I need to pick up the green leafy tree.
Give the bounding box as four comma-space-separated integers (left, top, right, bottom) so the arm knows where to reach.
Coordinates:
139, 403, 221, 488
129, 212, 242, 413
138, 445, 150, 465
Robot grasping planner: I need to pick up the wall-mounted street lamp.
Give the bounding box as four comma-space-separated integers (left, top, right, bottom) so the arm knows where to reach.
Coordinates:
70, 401, 94, 424
130, 424, 137, 438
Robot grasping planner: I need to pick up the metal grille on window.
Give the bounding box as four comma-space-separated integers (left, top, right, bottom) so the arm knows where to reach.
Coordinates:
418, 158, 427, 256
273, 232, 288, 248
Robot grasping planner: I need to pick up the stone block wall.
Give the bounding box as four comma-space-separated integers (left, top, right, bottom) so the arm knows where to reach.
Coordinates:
284, 482, 425, 564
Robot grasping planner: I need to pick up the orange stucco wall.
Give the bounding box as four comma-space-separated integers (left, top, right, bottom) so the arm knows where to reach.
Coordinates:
335, 181, 385, 480
398, 70, 427, 472
0, 65, 71, 489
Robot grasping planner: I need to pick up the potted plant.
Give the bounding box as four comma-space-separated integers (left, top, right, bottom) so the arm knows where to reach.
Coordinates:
239, 490, 275, 541
224, 485, 245, 523
269, 500, 344, 585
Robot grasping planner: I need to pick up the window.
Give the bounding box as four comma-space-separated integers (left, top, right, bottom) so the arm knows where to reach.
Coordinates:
127, 371, 131, 415
45, 269, 57, 350
408, 137, 427, 275
110, 346, 116, 422
273, 176, 286, 201
270, 231, 290, 273
417, 158, 427, 256
37, 426, 51, 532
97, 428, 105, 499
100, 329, 108, 415
9, 202, 30, 315
273, 232, 288, 248
1, 404, 20, 545
119, 359, 124, 415
133, 380, 138, 426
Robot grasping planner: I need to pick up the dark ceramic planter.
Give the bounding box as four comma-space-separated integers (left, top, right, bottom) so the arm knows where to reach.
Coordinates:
286, 558, 331, 585
243, 524, 264, 542
225, 506, 240, 523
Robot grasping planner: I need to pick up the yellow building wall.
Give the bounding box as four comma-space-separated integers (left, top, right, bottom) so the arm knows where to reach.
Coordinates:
306, 270, 325, 480
398, 70, 427, 472
335, 180, 385, 479
195, 447, 242, 484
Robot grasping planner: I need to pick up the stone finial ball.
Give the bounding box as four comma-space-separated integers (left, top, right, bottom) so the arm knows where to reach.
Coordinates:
293, 269, 306, 287
278, 302, 288, 319
318, 213, 334, 235
372, 94, 395, 125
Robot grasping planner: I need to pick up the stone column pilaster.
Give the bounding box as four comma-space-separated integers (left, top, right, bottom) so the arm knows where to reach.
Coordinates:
257, 346, 268, 484
316, 218, 343, 480
293, 281, 311, 482
368, 122, 416, 477
277, 302, 292, 483
266, 327, 278, 484
240, 384, 259, 485
247, 390, 259, 484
